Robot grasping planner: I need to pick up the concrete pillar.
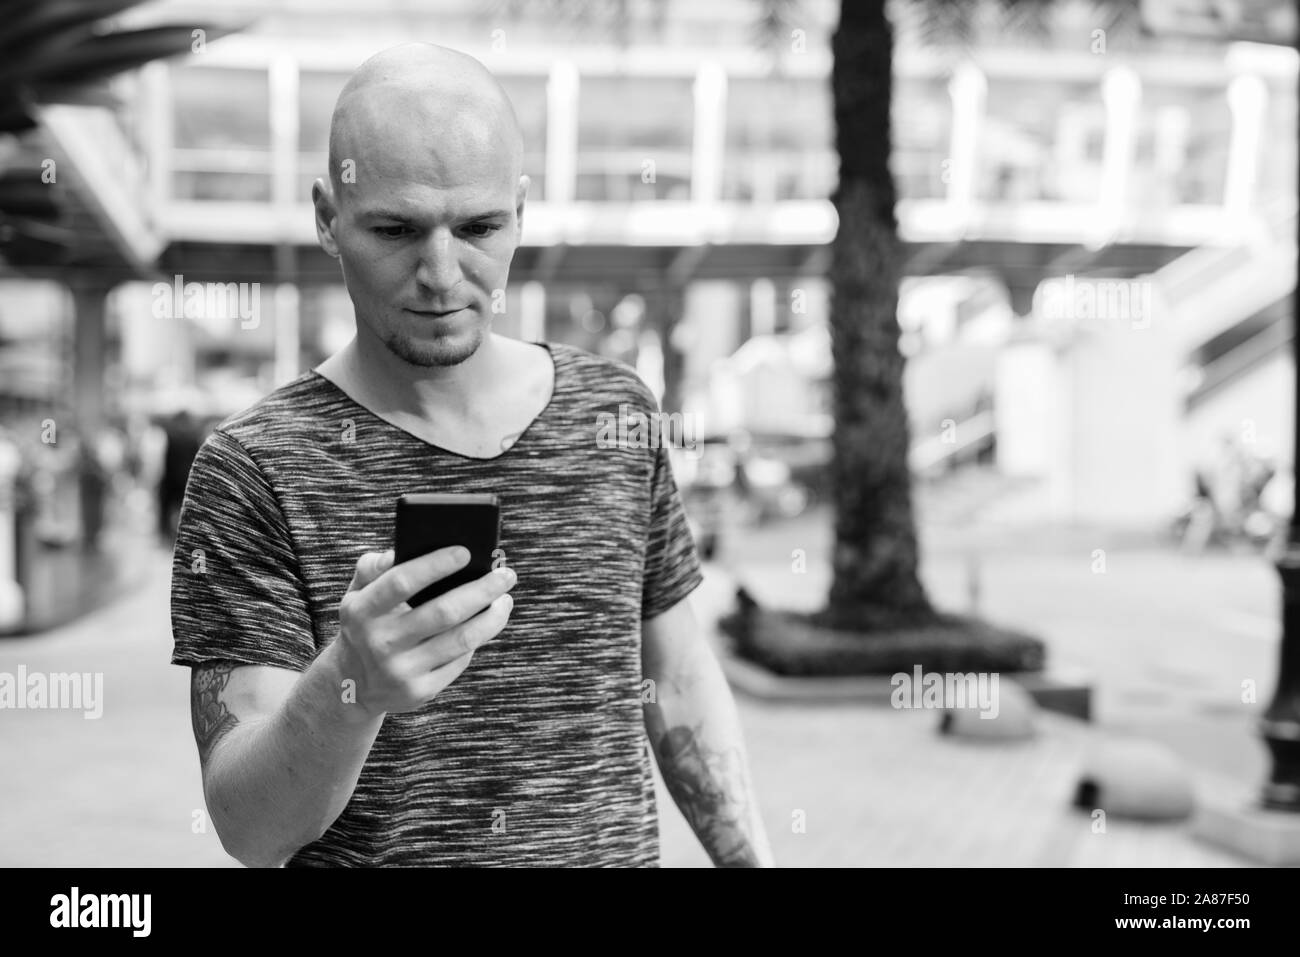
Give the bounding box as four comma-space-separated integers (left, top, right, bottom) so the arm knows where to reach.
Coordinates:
519, 281, 546, 343
749, 278, 776, 339
656, 284, 688, 415
1224, 74, 1267, 216
947, 62, 986, 211
141, 62, 172, 211
1153, 106, 1190, 205
546, 61, 579, 204
1097, 67, 1141, 241
0, 438, 23, 629
994, 341, 1058, 478
71, 276, 110, 550
273, 277, 300, 386
1066, 312, 1183, 525
682, 281, 742, 423
269, 54, 299, 210
691, 62, 727, 204
273, 53, 300, 387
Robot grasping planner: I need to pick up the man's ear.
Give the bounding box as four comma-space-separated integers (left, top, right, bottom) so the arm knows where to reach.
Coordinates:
313, 178, 341, 259
515, 173, 530, 237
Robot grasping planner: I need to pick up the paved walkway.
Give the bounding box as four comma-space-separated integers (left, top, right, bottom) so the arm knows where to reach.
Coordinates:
0, 541, 1283, 867
0, 547, 234, 867
658, 564, 1263, 867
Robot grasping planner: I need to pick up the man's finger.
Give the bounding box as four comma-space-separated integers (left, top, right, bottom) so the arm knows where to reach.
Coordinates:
359, 546, 470, 615
347, 549, 395, 593
406, 591, 514, 671
412, 650, 476, 702
397, 566, 515, 645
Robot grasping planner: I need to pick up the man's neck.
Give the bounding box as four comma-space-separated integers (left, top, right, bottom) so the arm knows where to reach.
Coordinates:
318, 331, 505, 424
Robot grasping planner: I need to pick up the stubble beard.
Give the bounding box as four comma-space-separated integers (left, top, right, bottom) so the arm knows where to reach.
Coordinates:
382, 315, 485, 368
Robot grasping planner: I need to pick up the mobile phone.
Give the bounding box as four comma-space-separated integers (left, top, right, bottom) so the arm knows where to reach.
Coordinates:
393, 493, 501, 607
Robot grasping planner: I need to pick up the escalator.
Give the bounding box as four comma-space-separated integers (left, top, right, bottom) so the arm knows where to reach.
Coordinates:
1155, 202, 1295, 357
1151, 202, 1296, 464
1183, 296, 1292, 411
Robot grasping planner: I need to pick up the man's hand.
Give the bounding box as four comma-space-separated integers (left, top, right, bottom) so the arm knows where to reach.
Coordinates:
187, 547, 515, 867
335, 546, 516, 717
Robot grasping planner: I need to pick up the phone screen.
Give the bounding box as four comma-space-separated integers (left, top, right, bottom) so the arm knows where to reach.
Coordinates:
393, 493, 501, 606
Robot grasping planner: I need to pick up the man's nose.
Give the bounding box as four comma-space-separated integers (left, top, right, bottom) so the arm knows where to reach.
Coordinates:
414, 228, 462, 293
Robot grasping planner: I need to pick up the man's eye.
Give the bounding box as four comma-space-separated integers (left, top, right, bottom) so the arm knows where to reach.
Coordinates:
373, 226, 409, 239
464, 223, 501, 238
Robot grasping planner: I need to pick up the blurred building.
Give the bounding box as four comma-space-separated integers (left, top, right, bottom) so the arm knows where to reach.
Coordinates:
0, 0, 1296, 560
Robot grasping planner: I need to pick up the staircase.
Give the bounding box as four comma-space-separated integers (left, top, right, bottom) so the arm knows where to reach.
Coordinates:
1147, 200, 1296, 470
1154, 200, 1296, 360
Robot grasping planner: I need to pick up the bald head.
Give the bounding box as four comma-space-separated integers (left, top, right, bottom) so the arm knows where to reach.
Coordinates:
312, 43, 530, 371
326, 43, 524, 197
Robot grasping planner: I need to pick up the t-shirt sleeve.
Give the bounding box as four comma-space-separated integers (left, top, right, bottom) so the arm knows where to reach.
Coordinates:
170, 429, 317, 671
641, 433, 705, 621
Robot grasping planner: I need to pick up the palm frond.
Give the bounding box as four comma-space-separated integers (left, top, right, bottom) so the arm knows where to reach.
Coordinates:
0, 169, 61, 218
0, 0, 142, 57
482, 0, 670, 46
906, 0, 1139, 48
2, 24, 240, 90
751, 0, 805, 75
913, 0, 979, 48
751, 0, 803, 49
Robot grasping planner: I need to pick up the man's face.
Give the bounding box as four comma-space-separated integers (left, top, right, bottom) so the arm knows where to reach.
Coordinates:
316, 90, 527, 368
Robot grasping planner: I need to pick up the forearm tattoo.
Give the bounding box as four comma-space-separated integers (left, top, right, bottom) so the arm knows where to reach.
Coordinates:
657, 724, 761, 867
192, 661, 240, 763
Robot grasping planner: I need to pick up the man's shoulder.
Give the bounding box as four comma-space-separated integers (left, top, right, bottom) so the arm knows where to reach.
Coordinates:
549, 341, 662, 414
207, 371, 341, 455
181, 373, 343, 489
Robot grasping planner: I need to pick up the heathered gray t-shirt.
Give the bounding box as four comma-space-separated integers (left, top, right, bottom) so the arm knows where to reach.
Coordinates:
169, 340, 704, 866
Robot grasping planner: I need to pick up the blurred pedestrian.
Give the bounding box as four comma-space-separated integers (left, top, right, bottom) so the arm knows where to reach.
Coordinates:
159, 408, 202, 543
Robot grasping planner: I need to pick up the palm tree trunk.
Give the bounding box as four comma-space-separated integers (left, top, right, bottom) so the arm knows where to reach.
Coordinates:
818, 0, 936, 632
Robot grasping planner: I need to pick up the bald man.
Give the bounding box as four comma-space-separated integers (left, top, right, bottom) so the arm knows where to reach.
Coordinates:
170, 43, 773, 867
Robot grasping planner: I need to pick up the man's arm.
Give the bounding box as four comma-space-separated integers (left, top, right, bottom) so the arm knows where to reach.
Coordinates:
642, 596, 775, 867
190, 547, 516, 867
191, 644, 384, 868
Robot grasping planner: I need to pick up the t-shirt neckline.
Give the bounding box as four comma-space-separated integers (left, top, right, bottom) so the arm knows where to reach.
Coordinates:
308, 340, 564, 463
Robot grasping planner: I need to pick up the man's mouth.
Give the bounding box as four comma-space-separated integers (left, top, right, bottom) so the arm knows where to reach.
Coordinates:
406, 307, 465, 318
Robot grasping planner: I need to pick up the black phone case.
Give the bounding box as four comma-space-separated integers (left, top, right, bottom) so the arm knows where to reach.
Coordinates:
393, 493, 501, 607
